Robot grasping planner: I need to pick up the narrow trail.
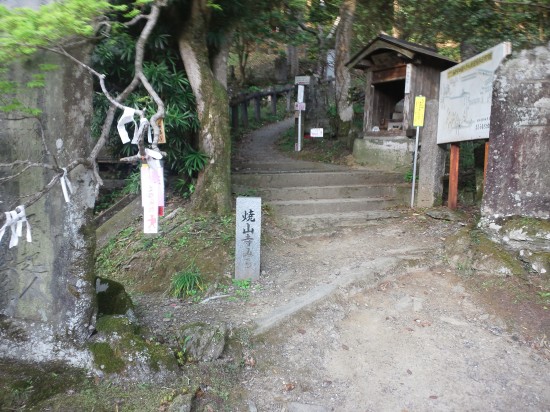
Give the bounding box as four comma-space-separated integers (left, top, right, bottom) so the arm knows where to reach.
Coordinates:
232, 117, 346, 173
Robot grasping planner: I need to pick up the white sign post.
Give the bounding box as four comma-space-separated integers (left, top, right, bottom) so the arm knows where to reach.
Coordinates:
437, 42, 512, 144
295, 82, 307, 151
235, 197, 262, 280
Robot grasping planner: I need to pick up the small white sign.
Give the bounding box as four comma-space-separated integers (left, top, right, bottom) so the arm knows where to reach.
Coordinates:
310, 128, 324, 137
295, 102, 306, 111
295, 75, 311, 85
297, 85, 305, 103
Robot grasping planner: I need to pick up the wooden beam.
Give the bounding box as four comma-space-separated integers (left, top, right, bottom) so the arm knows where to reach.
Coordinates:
372, 64, 407, 84
271, 92, 278, 115
254, 97, 261, 122
241, 101, 248, 128
448, 143, 460, 210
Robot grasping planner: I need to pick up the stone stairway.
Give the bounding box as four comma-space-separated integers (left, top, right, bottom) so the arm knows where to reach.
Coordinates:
232, 118, 411, 232
232, 170, 410, 232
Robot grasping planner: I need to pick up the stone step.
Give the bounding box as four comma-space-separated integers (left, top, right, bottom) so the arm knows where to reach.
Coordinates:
268, 197, 401, 215
232, 170, 405, 188
233, 183, 411, 202
280, 210, 403, 233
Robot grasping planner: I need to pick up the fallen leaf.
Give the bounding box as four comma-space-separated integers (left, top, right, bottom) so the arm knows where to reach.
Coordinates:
342, 344, 349, 351
429, 395, 438, 400
283, 383, 296, 391
244, 355, 256, 367
298, 328, 306, 334
407, 369, 412, 375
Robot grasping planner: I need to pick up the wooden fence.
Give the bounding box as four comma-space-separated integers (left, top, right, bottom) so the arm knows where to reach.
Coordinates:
229, 85, 294, 131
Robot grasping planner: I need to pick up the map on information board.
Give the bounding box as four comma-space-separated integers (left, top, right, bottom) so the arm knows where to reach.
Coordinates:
437, 42, 511, 144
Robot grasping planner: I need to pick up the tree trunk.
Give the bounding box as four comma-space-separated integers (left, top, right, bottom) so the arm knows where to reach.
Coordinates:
178, 0, 231, 215
391, 0, 402, 39
287, 44, 299, 78
211, 29, 233, 90
334, 0, 356, 145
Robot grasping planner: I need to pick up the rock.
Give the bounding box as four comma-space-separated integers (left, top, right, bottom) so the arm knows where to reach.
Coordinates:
176, 322, 227, 362
89, 315, 179, 380
519, 250, 550, 276
248, 400, 258, 412
287, 402, 329, 412
168, 393, 193, 412
425, 209, 462, 221
96, 277, 135, 318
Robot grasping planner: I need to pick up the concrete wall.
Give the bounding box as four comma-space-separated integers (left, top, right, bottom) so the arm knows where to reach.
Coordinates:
0, 44, 96, 367
481, 43, 550, 221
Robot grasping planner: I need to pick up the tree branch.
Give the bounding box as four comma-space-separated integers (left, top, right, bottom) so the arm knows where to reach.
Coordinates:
2, 0, 167, 212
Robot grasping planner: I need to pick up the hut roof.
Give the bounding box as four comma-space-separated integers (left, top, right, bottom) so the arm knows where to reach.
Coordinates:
347, 33, 456, 70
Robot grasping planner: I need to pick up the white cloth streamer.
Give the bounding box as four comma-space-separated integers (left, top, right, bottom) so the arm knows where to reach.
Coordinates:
117, 107, 137, 144
60, 168, 74, 203
0, 205, 32, 248
145, 148, 163, 160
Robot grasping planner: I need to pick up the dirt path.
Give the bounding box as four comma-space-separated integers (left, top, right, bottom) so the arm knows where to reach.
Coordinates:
241, 217, 549, 412
133, 120, 550, 411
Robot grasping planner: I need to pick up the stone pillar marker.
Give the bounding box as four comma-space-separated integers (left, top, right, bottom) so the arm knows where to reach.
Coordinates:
235, 197, 262, 280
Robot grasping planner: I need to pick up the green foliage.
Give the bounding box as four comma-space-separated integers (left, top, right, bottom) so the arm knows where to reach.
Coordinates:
91, 26, 199, 177
183, 149, 209, 177
0, 0, 112, 62
121, 170, 141, 195
170, 262, 204, 299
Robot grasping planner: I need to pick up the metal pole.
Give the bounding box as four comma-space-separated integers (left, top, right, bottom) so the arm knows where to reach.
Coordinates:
297, 110, 302, 151
410, 126, 420, 208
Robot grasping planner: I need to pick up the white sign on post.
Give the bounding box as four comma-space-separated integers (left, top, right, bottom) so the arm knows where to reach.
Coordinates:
235, 197, 262, 280
297, 85, 305, 103
437, 42, 512, 144
295, 76, 311, 85
294, 102, 306, 111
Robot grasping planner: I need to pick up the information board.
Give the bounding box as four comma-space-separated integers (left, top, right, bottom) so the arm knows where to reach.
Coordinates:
437, 42, 511, 144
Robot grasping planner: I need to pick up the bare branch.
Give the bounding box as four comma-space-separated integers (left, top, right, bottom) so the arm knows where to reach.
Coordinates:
125, 13, 149, 27
2, 0, 168, 211
0, 160, 56, 184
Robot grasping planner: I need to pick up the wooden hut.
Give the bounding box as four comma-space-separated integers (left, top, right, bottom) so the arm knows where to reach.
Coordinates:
347, 34, 456, 169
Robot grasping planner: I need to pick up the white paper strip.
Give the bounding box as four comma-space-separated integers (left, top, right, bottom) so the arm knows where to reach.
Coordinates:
117, 107, 137, 144
60, 168, 74, 203
0, 205, 31, 248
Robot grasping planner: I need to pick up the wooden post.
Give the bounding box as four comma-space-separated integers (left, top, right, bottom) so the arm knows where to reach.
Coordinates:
286, 90, 292, 112
254, 97, 261, 122
448, 143, 460, 209
241, 100, 249, 129
271, 92, 278, 116
231, 105, 239, 130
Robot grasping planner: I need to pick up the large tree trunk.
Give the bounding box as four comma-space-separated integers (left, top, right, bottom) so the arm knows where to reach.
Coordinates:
334, 0, 356, 145
210, 29, 233, 90
287, 44, 299, 78
178, 0, 231, 215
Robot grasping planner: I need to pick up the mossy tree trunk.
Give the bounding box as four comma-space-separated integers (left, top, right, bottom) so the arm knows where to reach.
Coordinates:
334, 0, 356, 146
178, 0, 231, 215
